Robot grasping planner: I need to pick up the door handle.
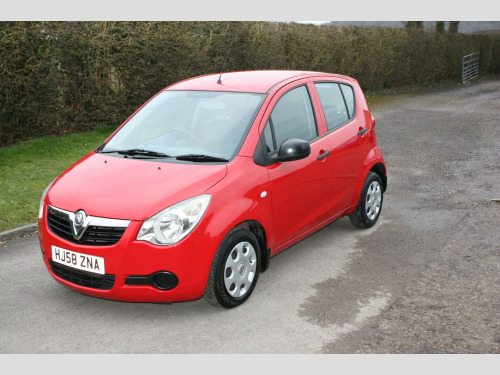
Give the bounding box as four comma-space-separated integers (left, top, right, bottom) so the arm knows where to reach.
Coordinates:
358, 127, 368, 135
317, 150, 330, 160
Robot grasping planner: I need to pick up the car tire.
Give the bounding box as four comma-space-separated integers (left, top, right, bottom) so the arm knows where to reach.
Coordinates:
349, 171, 383, 229
204, 228, 261, 308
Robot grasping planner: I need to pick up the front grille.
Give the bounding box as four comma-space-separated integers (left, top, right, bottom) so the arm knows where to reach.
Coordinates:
49, 259, 115, 290
47, 212, 73, 240
47, 210, 126, 246
80, 226, 126, 245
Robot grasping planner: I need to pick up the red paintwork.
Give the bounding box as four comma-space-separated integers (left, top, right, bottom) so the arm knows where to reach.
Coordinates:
168, 70, 335, 93
38, 70, 386, 303
47, 153, 227, 220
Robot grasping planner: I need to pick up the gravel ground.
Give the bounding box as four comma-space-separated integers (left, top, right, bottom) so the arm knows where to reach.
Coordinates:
318, 79, 500, 353
1, 79, 499, 356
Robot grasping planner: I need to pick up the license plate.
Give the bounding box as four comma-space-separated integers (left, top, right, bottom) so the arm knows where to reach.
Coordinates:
51, 245, 105, 275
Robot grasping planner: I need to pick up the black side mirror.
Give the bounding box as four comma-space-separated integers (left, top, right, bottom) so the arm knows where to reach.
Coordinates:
272, 138, 311, 163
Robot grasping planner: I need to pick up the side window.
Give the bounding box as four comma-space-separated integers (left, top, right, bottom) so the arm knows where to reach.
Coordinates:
268, 85, 318, 151
340, 84, 355, 119
263, 120, 275, 152
314, 82, 349, 131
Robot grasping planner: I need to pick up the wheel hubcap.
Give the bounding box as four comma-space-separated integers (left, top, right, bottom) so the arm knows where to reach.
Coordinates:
224, 241, 257, 298
237, 263, 247, 277
365, 181, 382, 221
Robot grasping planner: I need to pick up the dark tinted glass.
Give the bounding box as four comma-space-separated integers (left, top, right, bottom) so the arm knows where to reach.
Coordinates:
270, 86, 317, 149
340, 84, 355, 119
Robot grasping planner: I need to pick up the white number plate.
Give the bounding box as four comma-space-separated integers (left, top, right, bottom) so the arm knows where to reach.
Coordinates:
51, 245, 105, 275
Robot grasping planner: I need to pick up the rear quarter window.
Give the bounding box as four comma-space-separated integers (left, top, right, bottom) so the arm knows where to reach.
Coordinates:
340, 84, 355, 119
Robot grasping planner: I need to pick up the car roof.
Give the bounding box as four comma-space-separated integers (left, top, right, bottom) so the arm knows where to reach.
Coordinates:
166, 70, 352, 94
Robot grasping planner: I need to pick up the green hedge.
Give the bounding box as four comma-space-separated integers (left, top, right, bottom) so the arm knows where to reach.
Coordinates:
1, 21, 499, 146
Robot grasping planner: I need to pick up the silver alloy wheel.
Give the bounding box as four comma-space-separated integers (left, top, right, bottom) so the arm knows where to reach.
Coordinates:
365, 181, 382, 221
224, 241, 257, 298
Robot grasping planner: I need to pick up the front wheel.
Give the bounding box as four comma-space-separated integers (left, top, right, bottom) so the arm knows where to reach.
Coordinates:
204, 228, 260, 308
349, 171, 383, 229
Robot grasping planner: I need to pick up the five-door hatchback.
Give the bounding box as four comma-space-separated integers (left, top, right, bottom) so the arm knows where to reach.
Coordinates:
38, 70, 387, 308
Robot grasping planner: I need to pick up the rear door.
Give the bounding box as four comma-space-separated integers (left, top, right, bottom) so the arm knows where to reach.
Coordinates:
260, 82, 332, 248
312, 81, 369, 214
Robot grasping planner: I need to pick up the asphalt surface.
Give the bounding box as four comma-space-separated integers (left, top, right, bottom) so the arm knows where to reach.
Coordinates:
1, 79, 499, 354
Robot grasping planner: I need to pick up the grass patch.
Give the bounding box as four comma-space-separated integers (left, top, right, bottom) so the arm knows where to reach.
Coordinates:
365, 74, 500, 108
365, 79, 461, 108
0, 125, 117, 232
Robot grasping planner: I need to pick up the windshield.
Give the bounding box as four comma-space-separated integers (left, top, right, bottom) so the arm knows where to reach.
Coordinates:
102, 90, 265, 161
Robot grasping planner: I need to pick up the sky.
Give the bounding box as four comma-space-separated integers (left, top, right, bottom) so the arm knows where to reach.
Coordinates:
2, 0, 499, 21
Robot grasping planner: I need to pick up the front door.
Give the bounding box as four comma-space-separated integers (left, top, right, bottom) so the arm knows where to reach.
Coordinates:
261, 84, 332, 248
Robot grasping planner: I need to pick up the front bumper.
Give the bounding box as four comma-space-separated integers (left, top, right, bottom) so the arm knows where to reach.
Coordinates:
38, 207, 215, 303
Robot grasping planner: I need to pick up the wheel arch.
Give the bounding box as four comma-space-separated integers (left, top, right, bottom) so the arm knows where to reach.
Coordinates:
351, 148, 387, 210
234, 220, 270, 272
370, 162, 387, 192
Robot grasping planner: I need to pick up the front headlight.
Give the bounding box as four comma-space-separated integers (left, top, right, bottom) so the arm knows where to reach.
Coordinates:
137, 194, 211, 245
38, 180, 55, 220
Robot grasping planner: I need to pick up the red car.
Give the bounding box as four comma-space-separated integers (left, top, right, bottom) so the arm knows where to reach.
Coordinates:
38, 70, 387, 308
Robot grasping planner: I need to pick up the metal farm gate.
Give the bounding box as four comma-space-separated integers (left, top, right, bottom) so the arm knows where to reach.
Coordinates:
462, 52, 480, 83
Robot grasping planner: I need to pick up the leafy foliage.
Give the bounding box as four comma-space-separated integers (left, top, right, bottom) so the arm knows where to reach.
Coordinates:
1, 21, 500, 146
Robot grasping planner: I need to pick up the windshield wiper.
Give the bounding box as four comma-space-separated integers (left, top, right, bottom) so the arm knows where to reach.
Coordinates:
99, 148, 171, 158
175, 154, 229, 163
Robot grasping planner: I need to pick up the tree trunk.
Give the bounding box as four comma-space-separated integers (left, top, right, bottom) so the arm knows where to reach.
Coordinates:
404, 21, 424, 29
449, 21, 460, 34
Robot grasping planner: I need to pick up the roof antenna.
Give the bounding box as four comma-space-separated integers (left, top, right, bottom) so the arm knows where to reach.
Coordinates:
217, 40, 233, 84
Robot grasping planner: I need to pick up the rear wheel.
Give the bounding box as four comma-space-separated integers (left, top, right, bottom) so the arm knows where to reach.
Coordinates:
204, 228, 260, 308
349, 171, 383, 228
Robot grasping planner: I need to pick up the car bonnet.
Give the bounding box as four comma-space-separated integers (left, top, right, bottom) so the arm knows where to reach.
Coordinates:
46, 152, 228, 221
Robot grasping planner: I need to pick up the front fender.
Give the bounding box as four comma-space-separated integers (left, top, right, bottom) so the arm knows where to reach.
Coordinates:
202, 156, 273, 262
